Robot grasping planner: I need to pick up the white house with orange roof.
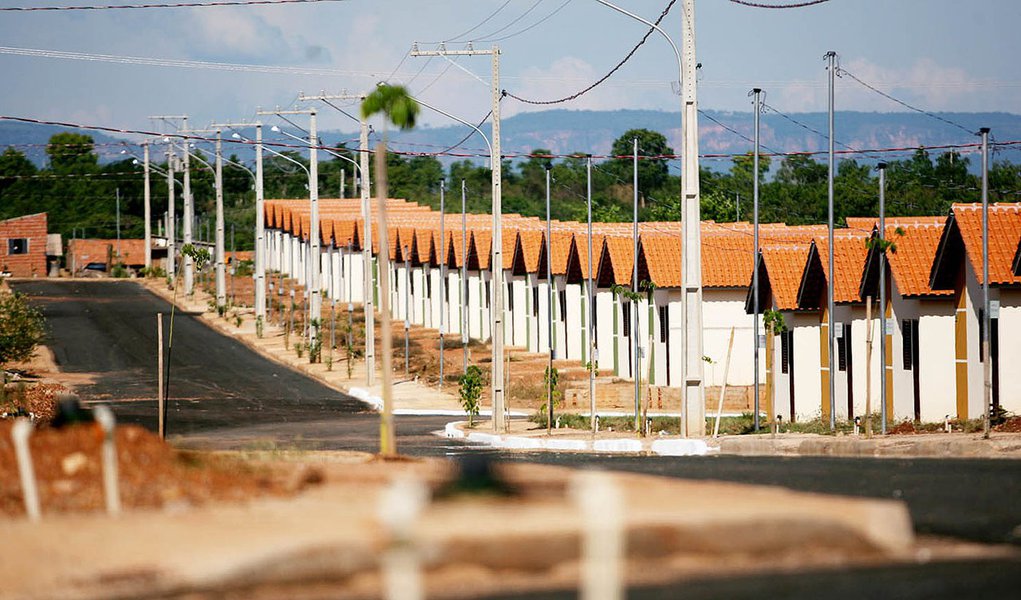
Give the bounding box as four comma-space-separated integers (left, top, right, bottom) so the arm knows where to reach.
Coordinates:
930, 203, 1021, 419
860, 217, 958, 423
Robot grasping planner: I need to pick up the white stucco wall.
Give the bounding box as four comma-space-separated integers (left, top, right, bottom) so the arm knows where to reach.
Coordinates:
999, 289, 1021, 414
594, 289, 615, 373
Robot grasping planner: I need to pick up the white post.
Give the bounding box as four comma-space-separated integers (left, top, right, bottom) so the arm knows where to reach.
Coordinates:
572, 471, 624, 600
93, 405, 121, 516
587, 155, 597, 432
379, 477, 429, 600
713, 327, 736, 438
12, 419, 40, 521
878, 162, 888, 434
632, 136, 641, 433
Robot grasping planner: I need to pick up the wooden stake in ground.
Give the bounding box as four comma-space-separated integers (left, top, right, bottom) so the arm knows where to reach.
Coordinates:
157, 313, 164, 440
712, 328, 736, 438
376, 141, 396, 456
865, 295, 874, 438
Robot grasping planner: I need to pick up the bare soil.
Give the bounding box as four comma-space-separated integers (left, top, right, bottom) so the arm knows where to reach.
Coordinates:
0, 421, 312, 517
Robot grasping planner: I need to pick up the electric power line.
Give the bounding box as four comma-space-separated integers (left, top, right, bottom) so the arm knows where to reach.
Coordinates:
0, 0, 347, 11
836, 66, 976, 135
503, 0, 677, 106
727, 0, 830, 8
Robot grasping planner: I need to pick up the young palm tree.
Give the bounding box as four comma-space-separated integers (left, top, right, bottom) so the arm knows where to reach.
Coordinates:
361, 84, 419, 456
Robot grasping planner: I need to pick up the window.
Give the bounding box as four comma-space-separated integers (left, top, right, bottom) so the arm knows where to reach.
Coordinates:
559, 290, 567, 322
532, 286, 539, 317
7, 238, 28, 255
979, 309, 985, 362
592, 295, 598, 337
444, 278, 449, 303
425, 273, 431, 298
485, 281, 491, 308
837, 322, 851, 372
781, 330, 793, 374
507, 282, 514, 312
622, 302, 631, 337
658, 305, 669, 344
902, 319, 914, 370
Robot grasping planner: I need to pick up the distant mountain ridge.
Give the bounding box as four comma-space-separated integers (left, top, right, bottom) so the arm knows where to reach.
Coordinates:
3, 109, 1019, 170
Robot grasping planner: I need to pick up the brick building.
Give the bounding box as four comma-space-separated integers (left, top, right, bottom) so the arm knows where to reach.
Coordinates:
0, 213, 48, 278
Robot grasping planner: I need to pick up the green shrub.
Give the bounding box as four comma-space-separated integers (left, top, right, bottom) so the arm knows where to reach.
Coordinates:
459, 365, 484, 427
0, 292, 46, 367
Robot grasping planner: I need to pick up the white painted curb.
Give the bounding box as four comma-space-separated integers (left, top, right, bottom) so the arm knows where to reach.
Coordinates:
593, 439, 644, 453
444, 422, 465, 439
650, 439, 709, 456
545, 439, 590, 451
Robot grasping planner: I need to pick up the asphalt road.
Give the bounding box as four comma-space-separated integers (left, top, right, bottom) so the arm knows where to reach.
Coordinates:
12, 280, 458, 453
12, 279, 1021, 597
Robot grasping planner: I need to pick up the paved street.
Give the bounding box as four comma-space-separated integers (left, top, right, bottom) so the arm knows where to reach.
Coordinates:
12, 279, 1021, 598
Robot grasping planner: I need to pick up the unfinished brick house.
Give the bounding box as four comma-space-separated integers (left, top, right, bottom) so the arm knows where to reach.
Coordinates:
0, 212, 47, 278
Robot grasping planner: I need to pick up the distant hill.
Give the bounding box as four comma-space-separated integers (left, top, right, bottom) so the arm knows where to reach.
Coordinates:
0, 121, 131, 166
3, 109, 1019, 170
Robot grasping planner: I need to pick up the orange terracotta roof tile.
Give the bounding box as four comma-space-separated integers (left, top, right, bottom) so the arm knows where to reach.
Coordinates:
759, 244, 813, 311
637, 235, 681, 288
517, 229, 543, 274
812, 230, 869, 303
549, 231, 574, 276
879, 218, 953, 297
949, 203, 1021, 285
599, 236, 635, 287
469, 230, 492, 271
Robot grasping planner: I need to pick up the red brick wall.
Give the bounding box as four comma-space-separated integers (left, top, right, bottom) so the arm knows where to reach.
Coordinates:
0, 213, 47, 277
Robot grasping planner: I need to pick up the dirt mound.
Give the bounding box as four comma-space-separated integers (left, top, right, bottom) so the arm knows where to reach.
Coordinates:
993, 416, 1021, 433
1, 382, 65, 425
887, 421, 918, 435
0, 421, 300, 517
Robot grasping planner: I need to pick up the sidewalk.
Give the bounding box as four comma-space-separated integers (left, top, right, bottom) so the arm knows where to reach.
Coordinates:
446, 419, 1021, 459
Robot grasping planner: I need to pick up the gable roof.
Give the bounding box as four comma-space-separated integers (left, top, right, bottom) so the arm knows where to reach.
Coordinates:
746, 244, 814, 313
860, 217, 952, 298
931, 203, 1021, 289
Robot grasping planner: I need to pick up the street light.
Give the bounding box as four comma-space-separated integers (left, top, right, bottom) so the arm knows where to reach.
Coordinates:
594, 0, 704, 436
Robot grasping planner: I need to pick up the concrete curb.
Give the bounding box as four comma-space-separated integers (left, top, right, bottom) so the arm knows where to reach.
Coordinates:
444, 421, 710, 456
717, 434, 1021, 459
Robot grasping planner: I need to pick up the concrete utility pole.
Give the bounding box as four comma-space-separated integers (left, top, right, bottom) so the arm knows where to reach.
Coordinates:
165, 144, 176, 282
680, 0, 705, 437
826, 50, 837, 430
411, 43, 505, 432
152, 116, 192, 291
215, 129, 225, 308
115, 188, 121, 260
297, 92, 373, 379
599, 0, 704, 436
258, 108, 321, 353
980, 127, 991, 439
255, 124, 265, 321
878, 161, 888, 435
752, 87, 762, 432
143, 143, 152, 270
461, 179, 468, 374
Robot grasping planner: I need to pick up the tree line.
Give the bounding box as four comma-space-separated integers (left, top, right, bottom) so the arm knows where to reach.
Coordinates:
2, 129, 1019, 251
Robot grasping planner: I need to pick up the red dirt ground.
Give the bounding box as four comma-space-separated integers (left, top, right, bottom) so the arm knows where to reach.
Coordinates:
0, 421, 309, 518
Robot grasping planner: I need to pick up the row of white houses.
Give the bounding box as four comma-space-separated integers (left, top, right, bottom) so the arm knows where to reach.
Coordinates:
263, 198, 1021, 424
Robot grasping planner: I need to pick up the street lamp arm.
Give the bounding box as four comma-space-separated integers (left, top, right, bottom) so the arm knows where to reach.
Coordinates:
593, 0, 682, 77
408, 94, 493, 158
262, 144, 311, 177
274, 127, 362, 176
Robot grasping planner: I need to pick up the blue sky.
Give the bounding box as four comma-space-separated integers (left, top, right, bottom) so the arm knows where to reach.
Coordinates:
0, 0, 1018, 134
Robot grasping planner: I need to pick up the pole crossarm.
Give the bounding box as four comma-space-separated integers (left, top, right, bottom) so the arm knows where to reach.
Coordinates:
411, 43, 495, 57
